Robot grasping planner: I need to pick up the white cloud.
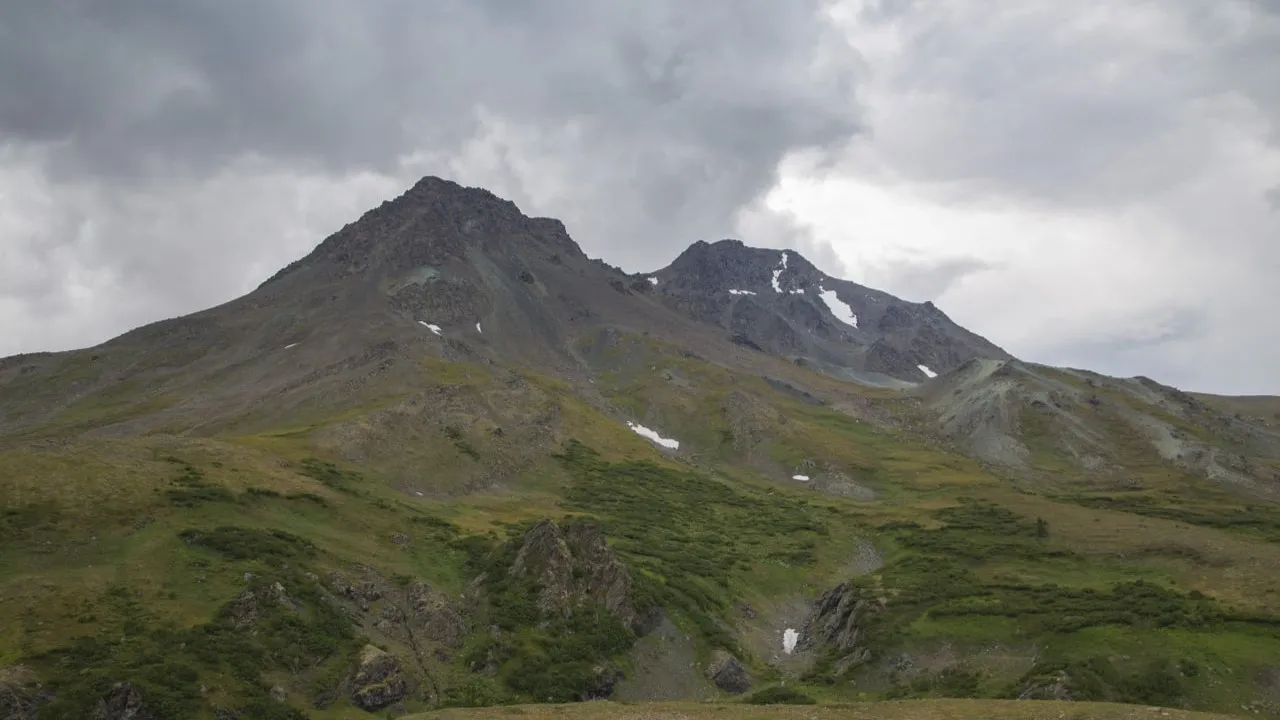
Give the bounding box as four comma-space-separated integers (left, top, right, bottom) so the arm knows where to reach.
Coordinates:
763, 0, 1280, 394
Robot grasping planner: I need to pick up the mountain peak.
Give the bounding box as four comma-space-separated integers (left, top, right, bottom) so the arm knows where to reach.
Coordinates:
261, 177, 582, 288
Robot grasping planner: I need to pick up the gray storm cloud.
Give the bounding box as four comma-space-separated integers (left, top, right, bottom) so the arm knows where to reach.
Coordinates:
1, 0, 1278, 394
0, 0, 859, 356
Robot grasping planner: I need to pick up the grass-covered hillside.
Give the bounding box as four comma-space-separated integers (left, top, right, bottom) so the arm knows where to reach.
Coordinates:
3, 329, 1280, 719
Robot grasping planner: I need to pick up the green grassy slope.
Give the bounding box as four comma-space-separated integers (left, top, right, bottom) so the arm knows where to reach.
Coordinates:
2, 336, 1280, 718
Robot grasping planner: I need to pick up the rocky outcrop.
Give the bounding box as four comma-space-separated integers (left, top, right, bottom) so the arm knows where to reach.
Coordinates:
228, 580, 299, 628
328, 568, 384, 613
799, 581, 883, 675
509, 519, 652, 633
350, 645, 410, 711
706, 651, 752, 694
328, 567, 466, 650
92, 682, 152, 720
579, 665, 624, 701
1017, 670, 1074, 700
0, 666, 50, 720
406, 581, 467, 646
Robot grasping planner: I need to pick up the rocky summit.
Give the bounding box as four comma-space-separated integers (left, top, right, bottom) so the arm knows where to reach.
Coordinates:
1, 176, 1278, 719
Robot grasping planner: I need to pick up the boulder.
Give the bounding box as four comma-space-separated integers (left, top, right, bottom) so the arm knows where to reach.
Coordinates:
707, 651, 752, 694
350, 645, 409, 711
92, 682, 152, 720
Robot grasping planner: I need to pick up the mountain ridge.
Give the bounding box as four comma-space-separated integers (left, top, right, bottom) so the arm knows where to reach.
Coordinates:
2, 175, 1279, 718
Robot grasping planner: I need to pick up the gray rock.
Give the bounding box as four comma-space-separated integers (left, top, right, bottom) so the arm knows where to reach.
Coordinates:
269, 685, 288, 703
92, 682, 152, 720
799, 581, 882, 675
408, 581, 466, 647
509, 518, 649, 633
350, 645, 409, 711
706, 651, 752, 694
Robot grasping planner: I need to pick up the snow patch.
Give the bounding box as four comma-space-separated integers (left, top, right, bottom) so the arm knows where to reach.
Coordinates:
783, 628, 799, 654
283, 343, 298, 349
818, 286, 858, 328
648, 276, 659, 286
414, 491, 424, 497
476, 323, 482, 334
792, 475, 810, 482
918, 364, 937, 379
729, 289, 757, 296
418, 321, 442, 336
771, 251, 790, 293
626, 421, 680, 450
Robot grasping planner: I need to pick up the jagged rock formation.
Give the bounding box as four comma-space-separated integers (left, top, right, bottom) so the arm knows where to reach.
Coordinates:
509, 518, 651, 633
799, 581, 883, 675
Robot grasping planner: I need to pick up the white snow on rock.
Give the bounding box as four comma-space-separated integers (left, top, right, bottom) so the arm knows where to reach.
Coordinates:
284, 343, 298, 349
918, 364, 938, 379
771, 251, 789, 293
818, 286, 858, 328
792, 475, 810, 482
783, 628, 799, 654
626, 421, 680, 450
476, 323, 482, 334
418, 321, 442, 336
729, 289, 757, 296
648, 276, 659, 286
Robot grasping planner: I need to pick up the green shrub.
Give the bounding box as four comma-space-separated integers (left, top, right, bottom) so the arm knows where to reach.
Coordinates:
297, 457, 361, 494
745, 686, 817, 704
552, 441, 826, 653
178, 526, 314, 561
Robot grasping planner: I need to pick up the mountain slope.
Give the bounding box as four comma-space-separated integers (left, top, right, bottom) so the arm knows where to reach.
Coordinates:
2, 177, 1279, 719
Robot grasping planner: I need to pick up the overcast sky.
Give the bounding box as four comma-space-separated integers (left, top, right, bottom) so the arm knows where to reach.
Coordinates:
1, 1, 1277, 394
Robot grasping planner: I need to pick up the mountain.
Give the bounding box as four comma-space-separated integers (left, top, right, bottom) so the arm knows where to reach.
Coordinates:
649, 239, 1010, 385
1, 177, 1278, 719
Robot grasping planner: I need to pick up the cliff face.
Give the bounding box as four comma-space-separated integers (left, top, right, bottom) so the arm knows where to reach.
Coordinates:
800, 581, 884, 675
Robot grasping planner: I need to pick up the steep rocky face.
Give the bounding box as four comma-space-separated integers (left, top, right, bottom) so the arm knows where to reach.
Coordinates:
509, 519, 647, 632
649, 240, 1009, 383
799, 581, 883, 675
